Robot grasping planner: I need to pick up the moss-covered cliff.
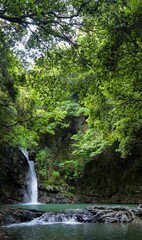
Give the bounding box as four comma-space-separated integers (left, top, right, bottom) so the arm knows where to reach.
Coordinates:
76, 146, 142, 203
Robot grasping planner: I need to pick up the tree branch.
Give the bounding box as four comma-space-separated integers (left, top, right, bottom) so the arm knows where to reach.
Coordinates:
0, 116, 41, 128
50, 0, 92, 19
0, 13, 36, 24
0, 0, 92, 24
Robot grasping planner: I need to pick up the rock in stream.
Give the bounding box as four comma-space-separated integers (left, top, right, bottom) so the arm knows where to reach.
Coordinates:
0, 206, 136, 226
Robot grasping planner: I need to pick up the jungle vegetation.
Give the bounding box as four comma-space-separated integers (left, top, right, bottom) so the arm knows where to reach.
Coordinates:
0, 0, 142, 187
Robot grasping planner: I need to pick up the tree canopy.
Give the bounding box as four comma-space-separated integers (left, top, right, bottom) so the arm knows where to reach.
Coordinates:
0, 0, 92, 53
0, 0, 142, 185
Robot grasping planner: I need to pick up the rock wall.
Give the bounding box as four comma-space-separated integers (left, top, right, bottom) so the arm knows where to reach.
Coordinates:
76, 148, 142, 203
0, 145, 28, 203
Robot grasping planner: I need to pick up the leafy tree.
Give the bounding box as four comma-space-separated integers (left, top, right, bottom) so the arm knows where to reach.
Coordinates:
0, 0, 142, 188
0, 0, 92, 56
70, 0, 142, 158
0, 34, 25, 145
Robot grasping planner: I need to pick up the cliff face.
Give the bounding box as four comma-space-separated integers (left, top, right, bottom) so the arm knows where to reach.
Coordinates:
76, 148, 142, 203
0, 146, 28, 204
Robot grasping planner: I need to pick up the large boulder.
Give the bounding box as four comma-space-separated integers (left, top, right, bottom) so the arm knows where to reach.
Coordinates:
86, 206, 134, 223
132, 204, 142, 217
65, 206, 134, 223
0, 208, 43, 226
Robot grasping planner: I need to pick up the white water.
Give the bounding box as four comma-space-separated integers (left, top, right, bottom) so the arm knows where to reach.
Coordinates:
20, 148, 38, 204
6, 213, 79, 228
35, 213, 78, 224
6, 216, 79, 228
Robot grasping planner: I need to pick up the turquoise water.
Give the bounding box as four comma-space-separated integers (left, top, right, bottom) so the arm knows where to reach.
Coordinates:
1, 221, 142, 240
1, 203, 142, 240
0, 203, 138, 212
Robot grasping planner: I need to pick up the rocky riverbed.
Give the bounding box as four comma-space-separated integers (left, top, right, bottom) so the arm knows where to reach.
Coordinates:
0, 205, 142, 226
0, 205, 142, 240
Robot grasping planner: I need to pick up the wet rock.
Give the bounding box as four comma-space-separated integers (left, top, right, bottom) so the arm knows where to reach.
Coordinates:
35, 212, 78, 223
65, 207, 134, 223
0, 208, 43, 226
65, 209, 94, 223
86, 206, 134, 223
1, 214, 21, 225
0, 206, 141, 226
132, 204, 142, 217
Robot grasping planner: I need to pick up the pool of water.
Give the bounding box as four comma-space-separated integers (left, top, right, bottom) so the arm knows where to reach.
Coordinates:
0, 203, 138, 212
1, 221, 142, 240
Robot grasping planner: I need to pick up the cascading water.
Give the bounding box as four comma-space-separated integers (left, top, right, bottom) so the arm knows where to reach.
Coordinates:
20, 148, 38, 204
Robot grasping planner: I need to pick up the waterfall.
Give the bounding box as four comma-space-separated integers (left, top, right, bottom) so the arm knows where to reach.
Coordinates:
20, 148, 38, 204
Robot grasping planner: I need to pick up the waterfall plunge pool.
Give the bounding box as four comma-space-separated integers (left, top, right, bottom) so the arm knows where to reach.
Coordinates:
0, 203, 138, 212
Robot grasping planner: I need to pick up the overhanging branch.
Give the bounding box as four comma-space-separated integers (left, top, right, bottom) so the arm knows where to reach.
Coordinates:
0, 116, 41, 128
0, 0, 92, 25
50, 0, 92, 19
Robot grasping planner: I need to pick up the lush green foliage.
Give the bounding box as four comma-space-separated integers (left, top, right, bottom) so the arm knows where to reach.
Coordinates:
0, 0, 142, 186
0, 0, 91, 58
